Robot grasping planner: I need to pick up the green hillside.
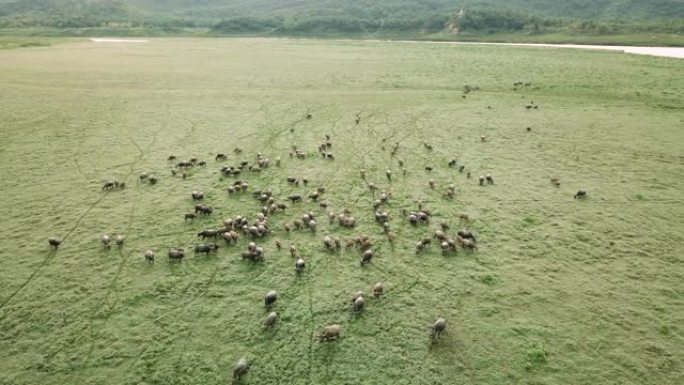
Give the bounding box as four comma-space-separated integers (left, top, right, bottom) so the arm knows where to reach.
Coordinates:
0, 0, 682, 43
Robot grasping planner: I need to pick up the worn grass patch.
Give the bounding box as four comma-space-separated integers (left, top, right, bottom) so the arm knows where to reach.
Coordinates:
0, 38, 682, 385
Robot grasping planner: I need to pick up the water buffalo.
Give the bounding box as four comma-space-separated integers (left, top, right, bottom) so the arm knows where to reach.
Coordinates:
264, 290, 277, 307
198, 229, 219, 240
232, 357, 249, 382
319, 324, 342, 342
223, 231, 240, 244
194, 243, 219, 255
460, 238, 478, 251
48, 238, 62, 248
360, 249, 373, 266
457, 230, 476, 242
101, 234, 111, 248
353, 296, 364, 313
295, 258, 306, 274
373, 282, 384, 298
263, 311, 278, 328
432, 317, 446, 340
194, 205, 213, 215
168, 248, 185, 261
102, 180, 117, 190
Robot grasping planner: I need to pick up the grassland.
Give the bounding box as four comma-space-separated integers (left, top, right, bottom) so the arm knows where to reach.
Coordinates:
0, 35, 65, 49
2, 27, 683, 47
0, 38, 683, 385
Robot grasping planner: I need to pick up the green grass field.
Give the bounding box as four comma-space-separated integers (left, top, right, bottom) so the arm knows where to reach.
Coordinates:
0, 38, 682, 385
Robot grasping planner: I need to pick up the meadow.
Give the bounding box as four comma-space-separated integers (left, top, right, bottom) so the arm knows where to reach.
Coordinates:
0, 38, 682, 385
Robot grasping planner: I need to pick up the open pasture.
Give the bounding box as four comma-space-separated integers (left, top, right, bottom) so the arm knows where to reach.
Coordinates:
0, 38, 683, 385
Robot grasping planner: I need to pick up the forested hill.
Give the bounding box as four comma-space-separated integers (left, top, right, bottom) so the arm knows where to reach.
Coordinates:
0, 0, 683, 39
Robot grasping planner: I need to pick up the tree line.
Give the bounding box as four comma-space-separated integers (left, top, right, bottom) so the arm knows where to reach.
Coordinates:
0, 4, 682, 36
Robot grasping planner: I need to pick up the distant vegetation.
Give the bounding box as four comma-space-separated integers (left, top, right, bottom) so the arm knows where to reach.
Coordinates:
0, 0, 682, 45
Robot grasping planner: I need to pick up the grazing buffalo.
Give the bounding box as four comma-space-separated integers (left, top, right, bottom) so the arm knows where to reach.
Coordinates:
373, 282, 384, 298
233, 357, 249, 382
457, 230, 476, 243
460, 238, 478, 251
48, 238, 62, 248
223, 231, 240, 244
353, 296, 364, 313
574, 190, 587, 199
319, 324, 342, 341
360, 249, 373, 266
432, 317, 446, 340
101, 234, 111, 248
263, 311, 278, 328
264, 290, 277, 307
198, 229, 219, 240
194, 243, 219, 255
168, 248, 185, 261
102, 180, 116, 190
295, 258, 306, 274
194, 205, 213, 215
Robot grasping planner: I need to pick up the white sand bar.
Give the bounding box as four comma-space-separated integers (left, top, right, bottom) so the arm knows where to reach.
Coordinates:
90, 38, 149, 43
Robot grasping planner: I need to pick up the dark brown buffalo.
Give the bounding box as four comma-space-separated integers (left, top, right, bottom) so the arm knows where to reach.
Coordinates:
457, 230, 476, 243
168, 248, 185, 261
198, 229, 219, 240
574, 190, 587, 199
48, 238, 62, 248
194, 204, 213, 215
194, 243, 219, 255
